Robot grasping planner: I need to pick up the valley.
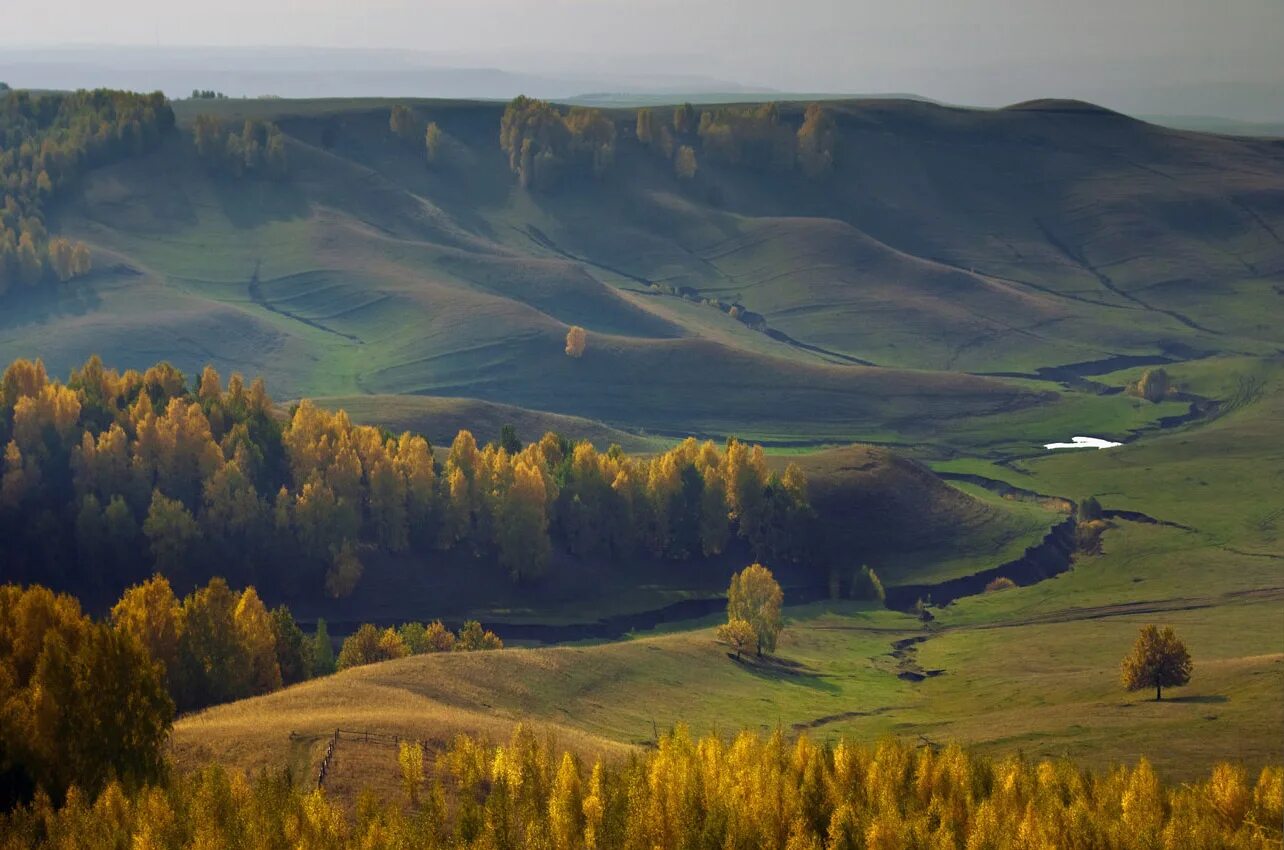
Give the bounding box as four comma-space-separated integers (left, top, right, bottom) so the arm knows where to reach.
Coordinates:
0, 80, 1280, 847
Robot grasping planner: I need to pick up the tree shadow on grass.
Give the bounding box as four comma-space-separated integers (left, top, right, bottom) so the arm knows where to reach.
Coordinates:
727, 653, 840, 694
1166, 694, 1228, 704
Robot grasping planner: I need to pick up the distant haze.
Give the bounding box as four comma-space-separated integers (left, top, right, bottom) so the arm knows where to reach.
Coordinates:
3, 0, 1282, 121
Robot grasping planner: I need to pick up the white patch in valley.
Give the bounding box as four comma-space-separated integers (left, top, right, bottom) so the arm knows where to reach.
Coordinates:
1044, 436, 1123, 450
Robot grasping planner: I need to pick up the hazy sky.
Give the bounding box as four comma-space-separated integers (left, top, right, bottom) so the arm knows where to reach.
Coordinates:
4, 0, 1282, 114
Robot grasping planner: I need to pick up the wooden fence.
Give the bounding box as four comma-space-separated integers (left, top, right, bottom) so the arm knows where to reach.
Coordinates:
316, 729, 430, 789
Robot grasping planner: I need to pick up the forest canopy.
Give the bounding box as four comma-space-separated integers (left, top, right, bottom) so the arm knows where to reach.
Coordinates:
1, 724, 1279, 848
0, 356, 814, 603
0, 88, 174, 294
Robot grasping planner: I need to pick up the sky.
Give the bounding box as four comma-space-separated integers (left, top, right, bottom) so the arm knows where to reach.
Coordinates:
3, 0, 1282, 117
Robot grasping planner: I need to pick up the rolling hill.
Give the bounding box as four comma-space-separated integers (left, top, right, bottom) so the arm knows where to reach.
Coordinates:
4, 94, 1277, 451
3, 89, 1275, 798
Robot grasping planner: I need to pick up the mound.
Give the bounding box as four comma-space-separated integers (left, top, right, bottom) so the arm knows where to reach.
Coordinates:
784, 445, 1064, 585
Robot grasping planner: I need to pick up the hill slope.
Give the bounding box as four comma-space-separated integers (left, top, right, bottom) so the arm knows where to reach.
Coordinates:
3, 95, 1276, 447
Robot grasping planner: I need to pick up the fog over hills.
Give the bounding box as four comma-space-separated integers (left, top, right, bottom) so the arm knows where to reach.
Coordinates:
2, 43, 1281, 128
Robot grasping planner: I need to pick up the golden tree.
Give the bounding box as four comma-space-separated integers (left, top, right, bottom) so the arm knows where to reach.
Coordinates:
565, 325, 587, 358
423, 619, 457, 652
233, 587, 283, 694
727, 563, 784, 657
716, 617, 756, 659
424, 122, 443, 163
398, 741, 425, 804
111, 574, 182, 691
1122, 624, 1192, 700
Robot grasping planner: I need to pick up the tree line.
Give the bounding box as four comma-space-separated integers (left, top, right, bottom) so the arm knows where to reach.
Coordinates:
499, 97, 841, 191
336, 618, 502, 670
0, 356, 814, 603
2, 723, 1278, 848
0, 88, 174, 294
190, 116, 288, 179
499, 97, 617, 190
637, 101, 839, 180
389, 105, 444, 164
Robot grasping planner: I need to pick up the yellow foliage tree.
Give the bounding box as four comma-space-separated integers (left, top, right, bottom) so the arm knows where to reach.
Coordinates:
727, 563, 784, 656
233, 587, 282, 694
111, 574, 182, 691
565, 325, 587, 358
398, 741, 425, 804
1121, 624, 1192, 700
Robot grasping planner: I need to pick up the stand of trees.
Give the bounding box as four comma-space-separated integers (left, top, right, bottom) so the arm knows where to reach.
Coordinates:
500, 96, 616, 190
0, 356, 814, 603
3, 724, 1279, 847
190, 116, 288, 179
336, 618, 502, 669
0, 584, 173, 808
389, 105, 445, 166
0, 88, 175, 294
634, 101, 839, 179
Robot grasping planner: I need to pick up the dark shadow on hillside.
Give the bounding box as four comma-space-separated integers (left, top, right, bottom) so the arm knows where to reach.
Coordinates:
0, 276, 108, 327
210, 174, 310, 229
1167, 694, 1229, 704
728, 653, 840, 694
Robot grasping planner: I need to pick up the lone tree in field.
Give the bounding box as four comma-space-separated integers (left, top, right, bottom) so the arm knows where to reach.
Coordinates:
565, 325, 587, 358
727, 563, 784, 657
1122, 624, 1192, 701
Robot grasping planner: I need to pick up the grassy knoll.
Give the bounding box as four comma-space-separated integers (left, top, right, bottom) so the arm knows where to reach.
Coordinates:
789, 445, 1068, 587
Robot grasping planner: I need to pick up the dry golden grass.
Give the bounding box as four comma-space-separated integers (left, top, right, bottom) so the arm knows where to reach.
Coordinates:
171, 648, 638, 793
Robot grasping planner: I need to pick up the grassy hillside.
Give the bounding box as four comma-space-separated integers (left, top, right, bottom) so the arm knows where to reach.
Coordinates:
175, 356, 1284, 794
2, 94, 1275, 450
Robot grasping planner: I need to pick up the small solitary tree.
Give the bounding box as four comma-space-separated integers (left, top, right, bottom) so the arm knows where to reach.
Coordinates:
565, 325, 587, 358
1122, 624, 1192, 700
727, 564, 784, 657
425, 122, 443, 163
